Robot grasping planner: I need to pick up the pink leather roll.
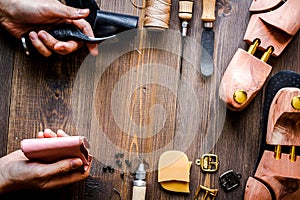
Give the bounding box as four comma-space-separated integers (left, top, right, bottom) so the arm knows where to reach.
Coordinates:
21, 136, 92, 171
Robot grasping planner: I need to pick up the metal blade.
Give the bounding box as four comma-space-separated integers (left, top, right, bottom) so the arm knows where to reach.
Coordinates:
200, 29, 215, 77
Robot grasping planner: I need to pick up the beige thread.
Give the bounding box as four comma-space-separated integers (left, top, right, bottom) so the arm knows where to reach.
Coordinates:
144, 0, 172, 30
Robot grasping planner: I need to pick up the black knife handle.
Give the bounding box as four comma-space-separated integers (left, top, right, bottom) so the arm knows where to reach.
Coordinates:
20, 24, 100, 56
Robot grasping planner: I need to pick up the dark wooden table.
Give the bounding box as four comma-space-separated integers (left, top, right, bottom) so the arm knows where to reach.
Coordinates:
0, 0, 299, 199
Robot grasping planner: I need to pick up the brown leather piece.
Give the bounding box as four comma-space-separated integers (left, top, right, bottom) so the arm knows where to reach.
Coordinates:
259, 0, 300, 36
21, 136, 92, 171
244, 14, 293, 57
249, 0, 282, 12
219, 48, 272, 111
266, 88, 300, 146
244, 177, 272, 200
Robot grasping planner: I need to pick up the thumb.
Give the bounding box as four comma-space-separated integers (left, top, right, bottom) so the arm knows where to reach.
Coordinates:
43, 158, 83, 177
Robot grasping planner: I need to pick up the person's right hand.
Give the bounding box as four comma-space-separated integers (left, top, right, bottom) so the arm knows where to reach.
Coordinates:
0, 0, 98, 56
0, 129, 91, 194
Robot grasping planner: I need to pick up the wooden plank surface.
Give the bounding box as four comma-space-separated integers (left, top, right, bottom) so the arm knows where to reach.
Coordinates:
0, 28, 15, 157
0, 0, 299, 199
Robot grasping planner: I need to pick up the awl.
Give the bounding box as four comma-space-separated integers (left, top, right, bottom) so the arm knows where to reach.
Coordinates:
178, 0, 194, 76
178, 0, 194, 36
200, 0, 217, 77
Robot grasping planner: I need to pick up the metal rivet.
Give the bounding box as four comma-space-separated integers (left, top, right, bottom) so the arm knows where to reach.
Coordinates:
125, 160, 132, 167
291, 96, 300, 110
107, 165, 115, 173
116, 159, 122, 167
233, 90, 247, 104
102, 166, 107, 172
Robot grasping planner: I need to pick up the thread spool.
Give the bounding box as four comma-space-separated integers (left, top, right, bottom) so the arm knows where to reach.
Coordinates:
144, 0, 172, 31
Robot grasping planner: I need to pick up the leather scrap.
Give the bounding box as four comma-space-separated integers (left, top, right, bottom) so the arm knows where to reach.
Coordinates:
158, 150, 192, 193
21, 136, 92, 171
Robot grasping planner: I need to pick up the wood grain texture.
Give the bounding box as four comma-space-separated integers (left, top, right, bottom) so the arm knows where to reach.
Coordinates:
219, 48, 272, 111
0, 29, 15, 157
249, 0, 282, 12
244, 177, 272, 200
244, 14, 293, 57
254, 151, 300, 200
259, 0, 300, 36
266, 88, 300, 146
0, 0, 299, 199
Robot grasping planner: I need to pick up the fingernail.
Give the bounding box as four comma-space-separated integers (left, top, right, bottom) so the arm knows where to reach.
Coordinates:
29, 32, 37, 41
78, 9, 89, 16
39, 32, 48, 40
84, 165, 89, 171
71, 159, 83, 169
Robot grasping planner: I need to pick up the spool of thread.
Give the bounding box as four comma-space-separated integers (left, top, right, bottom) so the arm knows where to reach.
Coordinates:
144, 0, 172, 30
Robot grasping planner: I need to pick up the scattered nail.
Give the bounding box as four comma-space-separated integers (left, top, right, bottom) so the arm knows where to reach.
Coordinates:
113, 188, 122, 200
107, 165, 115, 173
125, 160, 132, 167
120, 171, 125, 179
116, 159, 122, 167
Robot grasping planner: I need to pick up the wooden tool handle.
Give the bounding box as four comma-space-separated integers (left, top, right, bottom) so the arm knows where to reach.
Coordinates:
132, 186, 146, 200
179, 0, 194, 21
202, 0, 217, 27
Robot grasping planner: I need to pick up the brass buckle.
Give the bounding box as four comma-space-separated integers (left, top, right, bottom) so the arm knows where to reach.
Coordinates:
193, 185, 218, 200
195, 154, 219, 172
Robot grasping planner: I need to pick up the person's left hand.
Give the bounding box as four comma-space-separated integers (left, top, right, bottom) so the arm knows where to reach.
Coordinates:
0, 129, 91, 194
0, 0, 98, 57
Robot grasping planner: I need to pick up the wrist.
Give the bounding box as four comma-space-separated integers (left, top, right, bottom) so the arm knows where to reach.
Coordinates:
0, 0, 16, 25
0, 156, 12, 194
0, 0, 8, 25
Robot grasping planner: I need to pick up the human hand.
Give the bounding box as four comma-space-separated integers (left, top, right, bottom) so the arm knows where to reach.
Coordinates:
0, 0, 98, 56
0, 129, 91, 194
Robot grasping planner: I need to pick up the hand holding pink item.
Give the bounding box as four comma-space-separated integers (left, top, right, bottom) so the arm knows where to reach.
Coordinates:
0, 129, 92, 194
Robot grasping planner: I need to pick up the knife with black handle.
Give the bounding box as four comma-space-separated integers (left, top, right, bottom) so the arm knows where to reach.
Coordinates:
21, 0, 139, 56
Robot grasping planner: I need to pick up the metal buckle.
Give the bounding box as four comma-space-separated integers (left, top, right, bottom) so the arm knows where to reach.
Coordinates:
193, 185, 218, 200
195, 154, 219, 172
219, 170, 241, 192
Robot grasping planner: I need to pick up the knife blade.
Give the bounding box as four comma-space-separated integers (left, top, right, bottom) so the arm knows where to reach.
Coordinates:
200, 0, 217, 77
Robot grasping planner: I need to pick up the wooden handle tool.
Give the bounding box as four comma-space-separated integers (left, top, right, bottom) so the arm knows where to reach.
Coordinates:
202, 0, 217, 28
178, 0, 194, 36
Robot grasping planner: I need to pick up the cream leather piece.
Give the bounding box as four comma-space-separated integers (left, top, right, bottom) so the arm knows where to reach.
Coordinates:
158, 150, 192, 193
